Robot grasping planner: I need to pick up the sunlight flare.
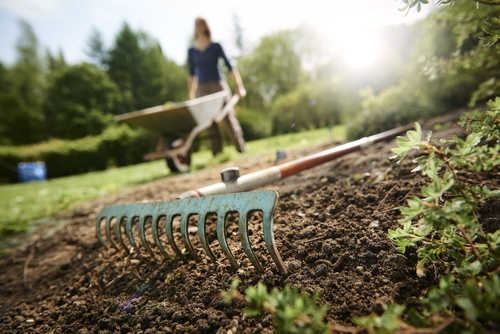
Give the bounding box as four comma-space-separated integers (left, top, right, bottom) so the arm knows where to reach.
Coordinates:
339, 30, 383, 70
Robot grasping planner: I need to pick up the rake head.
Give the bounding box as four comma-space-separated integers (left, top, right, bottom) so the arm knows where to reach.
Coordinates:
96, 190, 287, 274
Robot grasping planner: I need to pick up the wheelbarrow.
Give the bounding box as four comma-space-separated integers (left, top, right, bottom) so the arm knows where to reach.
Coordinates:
115, 91, 239, 172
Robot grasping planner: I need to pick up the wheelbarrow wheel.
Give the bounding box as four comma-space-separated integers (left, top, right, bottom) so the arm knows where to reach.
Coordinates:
164, 137, 191, 173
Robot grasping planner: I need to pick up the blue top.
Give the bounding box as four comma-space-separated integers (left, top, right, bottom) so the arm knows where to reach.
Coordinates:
188, 42, 233, 84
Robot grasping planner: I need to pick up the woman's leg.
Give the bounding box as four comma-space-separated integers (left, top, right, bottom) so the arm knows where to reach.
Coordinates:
219, 80, 247, 153
222, 112, 247, 153
207, 122, 223, 155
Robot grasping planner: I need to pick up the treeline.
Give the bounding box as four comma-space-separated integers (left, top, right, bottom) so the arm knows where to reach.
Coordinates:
0, 19, 414, 147
346, 1, 500, 139
0, 21, 186, 145
1, 2, 499, 182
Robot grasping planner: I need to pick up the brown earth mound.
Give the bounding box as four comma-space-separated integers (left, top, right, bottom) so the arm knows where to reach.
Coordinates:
1, 109, 499, 333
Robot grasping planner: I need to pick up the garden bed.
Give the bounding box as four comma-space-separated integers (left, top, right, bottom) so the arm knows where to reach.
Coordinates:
1, 109, 498, 333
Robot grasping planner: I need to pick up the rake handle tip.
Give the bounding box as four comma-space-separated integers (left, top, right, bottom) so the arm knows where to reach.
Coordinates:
176, 190, 202, 199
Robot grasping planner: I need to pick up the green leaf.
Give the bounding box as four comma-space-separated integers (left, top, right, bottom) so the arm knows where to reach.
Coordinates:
244, 309, 262, 317
407, 123, 422, 143
406, 307, 430, 327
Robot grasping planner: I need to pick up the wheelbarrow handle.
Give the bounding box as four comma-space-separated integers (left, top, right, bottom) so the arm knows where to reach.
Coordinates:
214, 94, 240, 123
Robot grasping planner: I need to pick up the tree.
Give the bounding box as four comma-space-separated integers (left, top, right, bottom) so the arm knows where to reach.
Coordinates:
44, 63, 120, 140
232, 12, 245, 57
85, 27, 108, 70
399, 0, 500, 105
0, 19, 46, 145
12, 19, 46, 111
106, 23, 186, 114
346, 1, 500, 139
134, 31, 186, 106
0, 63, 18, 145
237, 28, 307, 109
46, 49, 67, 74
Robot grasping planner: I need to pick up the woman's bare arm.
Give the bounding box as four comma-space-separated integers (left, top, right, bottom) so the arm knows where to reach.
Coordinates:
230, 68, 246, 98
188, 75, 198, 99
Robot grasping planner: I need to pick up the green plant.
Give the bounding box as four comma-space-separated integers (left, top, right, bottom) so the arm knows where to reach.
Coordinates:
0, 124, 158, 182
237, 107, 273, 141
353, 304, 407, 334
347, 83, 438, 140
222, 279, 330, 334
356, 98, 500, 332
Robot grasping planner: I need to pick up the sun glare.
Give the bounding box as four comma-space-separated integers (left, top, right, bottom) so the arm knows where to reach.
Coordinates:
319, 22, 385, 72
339, 31, 383, 70
341, 37, 382, 70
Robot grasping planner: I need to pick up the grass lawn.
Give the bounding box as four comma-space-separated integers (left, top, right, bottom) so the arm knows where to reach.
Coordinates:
0, 125, 345, 238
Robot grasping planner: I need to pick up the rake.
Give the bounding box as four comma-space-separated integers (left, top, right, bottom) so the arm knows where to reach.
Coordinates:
95, 124, 414, 275
96, 190, 286, 273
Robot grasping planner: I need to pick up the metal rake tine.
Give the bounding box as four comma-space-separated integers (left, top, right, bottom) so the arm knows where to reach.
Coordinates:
165, 213, 186, 261
198, 211, 217, 263
125, 214, 140, 253
238, 209, 264, 273
234, 190, 287, 274
217, 211, 239, 271
151, 215, 172, 260
180, 212, 202, 262
106, 215, 118, 249
262, 195, 287, 274
97, 205, 127, 250
96, 215, 110, 249
115, 216, 129, 251
139, 215, 156, 258
106, 217, 118, 249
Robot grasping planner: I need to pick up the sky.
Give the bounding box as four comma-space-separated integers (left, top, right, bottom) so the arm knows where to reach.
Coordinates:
0, 0, 434, 67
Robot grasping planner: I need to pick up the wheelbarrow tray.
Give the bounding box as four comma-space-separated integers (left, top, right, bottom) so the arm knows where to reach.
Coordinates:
115, 91, 239, 166
115, 91, 228, 134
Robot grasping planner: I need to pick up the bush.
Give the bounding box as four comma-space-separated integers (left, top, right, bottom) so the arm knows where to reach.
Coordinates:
237, 107, 273, 141
346, 82, 439, 140
222, 279, 330, 334
346, 71, 478, 140
271, 81, 344, 135
100, 124, 157, 167
355, 97, 500, 332
0, 124, 157, 183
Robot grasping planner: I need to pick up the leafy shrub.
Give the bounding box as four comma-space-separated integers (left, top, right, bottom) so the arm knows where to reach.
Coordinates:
356, 97, 500, 332
0, 124, 157, 183
100, 124, 157, 167
347, 71, 477, 141
222, 279, 330, 334
346, 82, 438, 140
44, 63, 121, 140
271, 81, 346, 136
237, 107, 273, 141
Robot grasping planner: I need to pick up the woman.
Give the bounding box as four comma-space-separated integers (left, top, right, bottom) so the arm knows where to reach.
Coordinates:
188, 17, 247, 155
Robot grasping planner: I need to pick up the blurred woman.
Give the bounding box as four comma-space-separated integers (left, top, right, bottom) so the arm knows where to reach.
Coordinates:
188, 17, 247, 155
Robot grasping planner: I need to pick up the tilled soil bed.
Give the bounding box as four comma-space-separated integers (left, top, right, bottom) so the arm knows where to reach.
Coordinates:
1, 109, 499, 333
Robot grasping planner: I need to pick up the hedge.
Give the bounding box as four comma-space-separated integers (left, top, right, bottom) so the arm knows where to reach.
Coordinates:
0, 124, 158, 183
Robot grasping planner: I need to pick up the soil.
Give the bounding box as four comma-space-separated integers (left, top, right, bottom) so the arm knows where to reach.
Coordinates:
1, 109, 499, 334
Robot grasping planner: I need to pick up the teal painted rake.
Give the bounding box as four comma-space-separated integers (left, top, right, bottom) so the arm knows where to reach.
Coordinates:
96, 190, 287, 274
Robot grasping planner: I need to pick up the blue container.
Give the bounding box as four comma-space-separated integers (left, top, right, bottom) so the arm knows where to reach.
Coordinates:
17, 162, 47, 183
276, 150, 287, 161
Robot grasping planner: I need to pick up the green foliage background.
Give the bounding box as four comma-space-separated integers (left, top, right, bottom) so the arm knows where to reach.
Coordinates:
1, 1, 499, 182
0, 124, 157, 183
